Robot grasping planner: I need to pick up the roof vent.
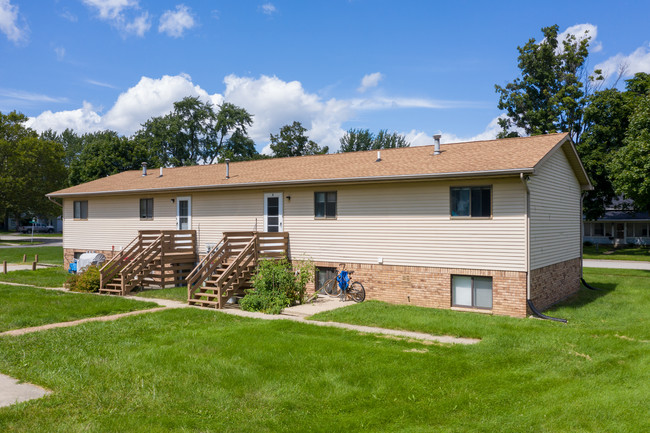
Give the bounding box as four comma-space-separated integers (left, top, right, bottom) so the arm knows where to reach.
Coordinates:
141, 162, 147, 176
225, 158, 230, 179
376, 150, 381, 162
433, 134, 441, 155
159, 166, 163, 177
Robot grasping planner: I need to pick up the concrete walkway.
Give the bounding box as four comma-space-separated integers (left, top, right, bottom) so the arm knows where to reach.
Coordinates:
0, 373, 50, 408
584, 259, 650, 270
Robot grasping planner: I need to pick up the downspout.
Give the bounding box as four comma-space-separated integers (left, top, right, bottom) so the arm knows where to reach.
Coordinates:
520, 173, 567, 323
47, 196, 63, 208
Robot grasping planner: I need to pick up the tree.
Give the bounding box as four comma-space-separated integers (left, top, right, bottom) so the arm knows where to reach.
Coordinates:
40, 128, 83, 169
221, 130, 261, 162
608, 94, 650, 211
269, 121, 328, 157
339, 128, 409, 152
134, 97, 254, 166
68, 131, 150, 185
495, 24, 601, 144
0, 111, 66, 220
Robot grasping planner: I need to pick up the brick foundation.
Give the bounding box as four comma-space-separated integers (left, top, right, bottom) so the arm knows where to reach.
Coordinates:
311, 261, 528, 318
529, 257, 581, 311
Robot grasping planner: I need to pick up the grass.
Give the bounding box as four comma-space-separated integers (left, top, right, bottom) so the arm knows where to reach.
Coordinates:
0, 284, 158, 332
0, 267, 648, 432
132, 286, 187, 302
0, 267, 70, 287
0, 246, 63, 265
0, 232, 62, 237
583, 244, 650, 261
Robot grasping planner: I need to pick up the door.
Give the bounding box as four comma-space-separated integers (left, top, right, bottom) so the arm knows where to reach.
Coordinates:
264, 193, 283, 232
177, 196, 191, 230
615, 223, 625, 240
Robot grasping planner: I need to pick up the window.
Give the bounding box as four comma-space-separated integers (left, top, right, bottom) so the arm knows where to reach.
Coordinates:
593, 223, 604, 236
633, 223, 649, 237
73, 200, 88, 219
450, 186, 491, 217
315, 267, 337, 291
315, 191, 337, 219
140, 198, 154, 220
452, 275, 492, 309
583, 222, 591, 237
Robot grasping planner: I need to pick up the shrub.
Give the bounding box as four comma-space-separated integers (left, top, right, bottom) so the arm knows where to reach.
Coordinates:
72, 265, 101, 293
240, 257, 314, 314
65, 273, 79, 291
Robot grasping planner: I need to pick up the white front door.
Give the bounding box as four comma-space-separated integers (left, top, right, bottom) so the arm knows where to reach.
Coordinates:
177, 196, 191, 230
264, 193, 283, 232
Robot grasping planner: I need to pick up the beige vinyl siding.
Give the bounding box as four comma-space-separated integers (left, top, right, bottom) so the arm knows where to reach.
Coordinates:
284, 178, 526, 271
63, 194, 178, 251
528, 147, 582, 270
63, 178, 527, 271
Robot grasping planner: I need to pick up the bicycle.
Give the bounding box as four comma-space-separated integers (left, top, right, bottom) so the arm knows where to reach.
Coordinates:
321, 264, 365, 302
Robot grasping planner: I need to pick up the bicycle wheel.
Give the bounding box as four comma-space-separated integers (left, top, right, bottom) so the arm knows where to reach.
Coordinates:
321, 278, 341, 297
348, 281, 365, 303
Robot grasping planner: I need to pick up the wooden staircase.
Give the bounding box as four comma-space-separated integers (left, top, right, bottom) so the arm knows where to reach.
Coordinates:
100, 230, 197, 295
187, 231, 288, 308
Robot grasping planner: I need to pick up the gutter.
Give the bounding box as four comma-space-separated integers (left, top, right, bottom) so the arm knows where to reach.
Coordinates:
47, 167, 536, 198
47, 196, 62, 208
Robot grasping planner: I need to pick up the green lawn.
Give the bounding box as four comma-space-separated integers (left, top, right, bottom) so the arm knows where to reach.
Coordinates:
0, 267, 69, 287
0, 246, 63, 265
132, 286, 188, 302
0, 267, 648, 432
0, 284, 158, 332
583, 244, 650, 261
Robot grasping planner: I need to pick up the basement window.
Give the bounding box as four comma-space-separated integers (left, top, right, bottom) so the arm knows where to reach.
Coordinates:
140, 198, 154, 220
315, 192, 337, 219
73, 200, 88, 220
450, 186, 491, 218
452, 275, 493, 309
315, 267, 337, 291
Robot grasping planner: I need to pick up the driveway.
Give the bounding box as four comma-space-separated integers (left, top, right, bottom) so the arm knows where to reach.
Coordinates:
583, 259, 650, 270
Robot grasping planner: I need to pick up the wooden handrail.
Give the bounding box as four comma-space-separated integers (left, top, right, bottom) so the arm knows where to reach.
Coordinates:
213, 235, 257, 305
187, 243, 229, 298
121, 234, 164, 294
187, 236, 226, 283
100, 234, 142, 289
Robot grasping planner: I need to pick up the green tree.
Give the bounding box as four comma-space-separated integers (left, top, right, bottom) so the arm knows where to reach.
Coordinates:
339, 128, 410, 152
608, 94, 650, 211
269, 121, 328, 157
221, 130, 261, 162
68, 131, 150, 185
495, 24, 601, 143
134, 97, 253, 166
0, 111, 66, 220
40, 128, 83, 169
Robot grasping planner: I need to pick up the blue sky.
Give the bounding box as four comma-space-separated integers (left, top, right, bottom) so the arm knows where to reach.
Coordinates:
1, 0, 649, 153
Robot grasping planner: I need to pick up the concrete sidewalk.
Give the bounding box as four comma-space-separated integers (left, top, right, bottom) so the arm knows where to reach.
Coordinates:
583, 259, 650, 270
0, 373, 50, 408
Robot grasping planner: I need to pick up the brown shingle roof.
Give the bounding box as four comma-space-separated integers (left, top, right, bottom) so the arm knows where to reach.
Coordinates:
48, 132, 591, 197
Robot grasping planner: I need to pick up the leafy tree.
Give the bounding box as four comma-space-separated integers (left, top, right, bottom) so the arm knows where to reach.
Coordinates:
339, 128, 409, 152
40, 128, 83, 168
212, 102, 254, 164
608, 94, 650, 211
269, 121, 328, 157
0, 111, 66, 220
68, 131, 150, 185
221, 130, 261, 162
495, 24, 601, 144
134, 97, 253, 166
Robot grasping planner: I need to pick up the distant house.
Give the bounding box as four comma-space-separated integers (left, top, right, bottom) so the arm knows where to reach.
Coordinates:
584, 199, 650, 246
47, 132, 592, 318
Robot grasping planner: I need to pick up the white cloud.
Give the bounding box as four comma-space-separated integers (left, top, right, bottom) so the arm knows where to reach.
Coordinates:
26, 73, 490, 153
260, 3, 277, 15
595, 43, 650, 83
60, 10, 78, 22
125, 12, 150, 36
158, 4, 195, 38
0, 88, 67, 103
0, 0, 27, 44
54, 46, 65, 61
358, 72, 383, 93
558, 23, 601, 53
86, 79, 118, 89
82, 0, 150, 37
26, 101, 102, 134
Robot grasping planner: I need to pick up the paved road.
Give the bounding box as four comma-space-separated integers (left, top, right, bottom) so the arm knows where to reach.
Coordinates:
583, 259, 650, 270
0, 235, 62, 248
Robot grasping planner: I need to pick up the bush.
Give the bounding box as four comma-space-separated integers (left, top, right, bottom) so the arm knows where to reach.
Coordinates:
71, 265, 101, 293
240, 257, 314, 314
65, 273, 79, 291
